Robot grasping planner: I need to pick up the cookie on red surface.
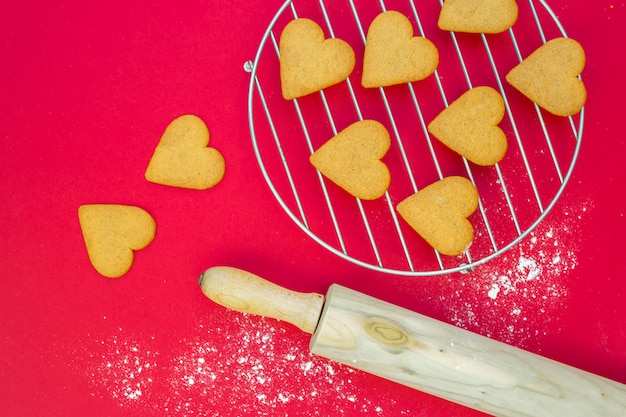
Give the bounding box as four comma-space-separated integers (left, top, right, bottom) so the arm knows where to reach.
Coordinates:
145, 114, 225, 190
78, 204, 156, 278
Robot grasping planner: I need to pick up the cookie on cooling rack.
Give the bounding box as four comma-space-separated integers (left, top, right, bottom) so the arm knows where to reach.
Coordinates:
309, 120, 391, 200
506, 37, 586, 117
427, 86, 508, 166
279, 18, 355, 100
438, 0, 519, 34
362, 11, 439, 88
397, 176, 478, 256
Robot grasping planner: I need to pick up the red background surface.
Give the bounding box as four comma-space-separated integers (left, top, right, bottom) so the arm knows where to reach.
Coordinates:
1, 1, 625, 416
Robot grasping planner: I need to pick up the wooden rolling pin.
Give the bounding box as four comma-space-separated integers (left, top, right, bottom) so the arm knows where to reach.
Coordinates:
199, 266, 626, 417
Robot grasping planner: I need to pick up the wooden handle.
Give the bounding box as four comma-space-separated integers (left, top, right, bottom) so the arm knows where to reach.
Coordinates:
198, 266, 324, 334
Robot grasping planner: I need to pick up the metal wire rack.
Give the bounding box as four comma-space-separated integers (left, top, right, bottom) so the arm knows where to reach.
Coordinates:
246, 0, 584, 276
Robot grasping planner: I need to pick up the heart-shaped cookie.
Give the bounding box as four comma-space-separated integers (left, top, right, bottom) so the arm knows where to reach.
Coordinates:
428, 86, 508, 166
438, 0, 519, 34
309, 120, 391, 200
506, 37, 586, 117
279, 18, 355, 100
362, 11, 439, 88
78, 204, 156, 278
145, 114, 225, 190
397, 176, 478, 256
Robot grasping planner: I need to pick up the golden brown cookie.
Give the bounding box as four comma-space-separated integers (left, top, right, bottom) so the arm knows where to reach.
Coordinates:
309, 120, 391, 200
438, 0, 519, 34
428, 86, 508, 166
78, 204, 156, 278
397, 176, 478, 256
279, 18, 355, 100
506, 37, 586, 117
145, 114, 225, 190
362, 11, 439, 88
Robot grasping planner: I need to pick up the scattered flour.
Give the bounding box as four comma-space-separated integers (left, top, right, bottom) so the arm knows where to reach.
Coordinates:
81, 328, 158, 406
165, 316, 392, 416
78, 315, 407, 416
438, 201, 590, 348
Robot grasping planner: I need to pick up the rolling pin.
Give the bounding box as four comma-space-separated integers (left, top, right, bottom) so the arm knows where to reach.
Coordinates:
199, 266, 626, 417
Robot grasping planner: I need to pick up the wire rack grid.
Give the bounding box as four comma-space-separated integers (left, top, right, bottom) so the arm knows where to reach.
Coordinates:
245, 0, 584, 276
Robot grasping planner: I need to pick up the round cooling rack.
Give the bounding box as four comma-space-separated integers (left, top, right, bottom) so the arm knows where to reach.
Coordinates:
245, 0, 584, 276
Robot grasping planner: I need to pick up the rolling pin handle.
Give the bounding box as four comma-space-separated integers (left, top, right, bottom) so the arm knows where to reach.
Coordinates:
199, 266, 324, 334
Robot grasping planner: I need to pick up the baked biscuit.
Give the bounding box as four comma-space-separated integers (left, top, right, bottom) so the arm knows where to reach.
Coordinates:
78, 204, 156, 278
145, 114, 225, 190
310, 120, 391, 200
438, 0, 519, 34
428, 86, 508, 166
279, 18, 355, 100
506, 37, 586, 117
397, 176, 478, 256
362, 11, 439, 88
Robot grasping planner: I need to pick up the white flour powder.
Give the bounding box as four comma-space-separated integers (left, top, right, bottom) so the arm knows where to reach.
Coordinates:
436, 200, 590, 348
166, 317, 390, 416
79, 316, 403, 416
81, 327, 158, 404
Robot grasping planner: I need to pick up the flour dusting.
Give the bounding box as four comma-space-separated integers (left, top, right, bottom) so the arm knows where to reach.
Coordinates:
78, 315, 407, 416
166, 316, 391, 416
439, 200, 591, 348
81, 327, 158, 406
